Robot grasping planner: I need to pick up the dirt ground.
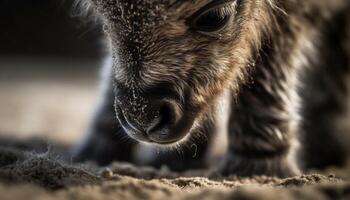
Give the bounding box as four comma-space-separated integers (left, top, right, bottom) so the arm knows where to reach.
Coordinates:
0, 60, 349, 200
0, 142, 349, 200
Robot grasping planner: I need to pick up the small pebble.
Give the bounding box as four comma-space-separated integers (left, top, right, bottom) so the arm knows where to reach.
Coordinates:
101, 168, 114, 179
328, 174, 335, 178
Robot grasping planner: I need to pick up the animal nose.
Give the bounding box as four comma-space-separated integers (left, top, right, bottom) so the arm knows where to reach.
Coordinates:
146, 100, 180, 141
116, 98, 183, 144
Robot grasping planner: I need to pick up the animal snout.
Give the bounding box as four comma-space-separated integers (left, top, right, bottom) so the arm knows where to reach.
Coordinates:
115, 90, 184, 144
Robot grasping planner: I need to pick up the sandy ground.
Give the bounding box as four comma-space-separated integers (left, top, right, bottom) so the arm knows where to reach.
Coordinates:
0, 59, 349, 200
0, 143, 349, 200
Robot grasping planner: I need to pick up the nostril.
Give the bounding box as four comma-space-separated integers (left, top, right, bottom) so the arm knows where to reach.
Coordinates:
147, 101, 177, 135
159, 103, 174, 126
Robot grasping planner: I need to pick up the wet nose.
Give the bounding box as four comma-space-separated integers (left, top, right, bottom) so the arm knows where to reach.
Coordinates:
116, 98, 183, 144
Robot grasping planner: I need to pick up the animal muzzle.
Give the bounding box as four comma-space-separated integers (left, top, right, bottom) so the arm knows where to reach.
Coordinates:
114, 86, 186, 144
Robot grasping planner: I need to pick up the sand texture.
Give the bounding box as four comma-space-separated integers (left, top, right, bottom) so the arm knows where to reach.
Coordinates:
0, 141, 349, 200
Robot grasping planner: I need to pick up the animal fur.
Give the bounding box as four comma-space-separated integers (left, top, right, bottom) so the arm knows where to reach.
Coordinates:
73, 0, 350, 177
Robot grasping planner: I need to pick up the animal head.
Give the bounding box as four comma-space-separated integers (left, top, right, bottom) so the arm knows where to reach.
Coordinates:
88, 0, 281, 145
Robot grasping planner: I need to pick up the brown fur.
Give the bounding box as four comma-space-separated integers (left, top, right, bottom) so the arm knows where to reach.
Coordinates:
73, 0, 350, 177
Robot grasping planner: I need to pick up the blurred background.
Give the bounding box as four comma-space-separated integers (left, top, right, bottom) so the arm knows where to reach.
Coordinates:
0, 0, 106, 144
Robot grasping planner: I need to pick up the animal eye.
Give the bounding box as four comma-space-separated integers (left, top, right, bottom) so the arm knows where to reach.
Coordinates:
188, 0, 237, 34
